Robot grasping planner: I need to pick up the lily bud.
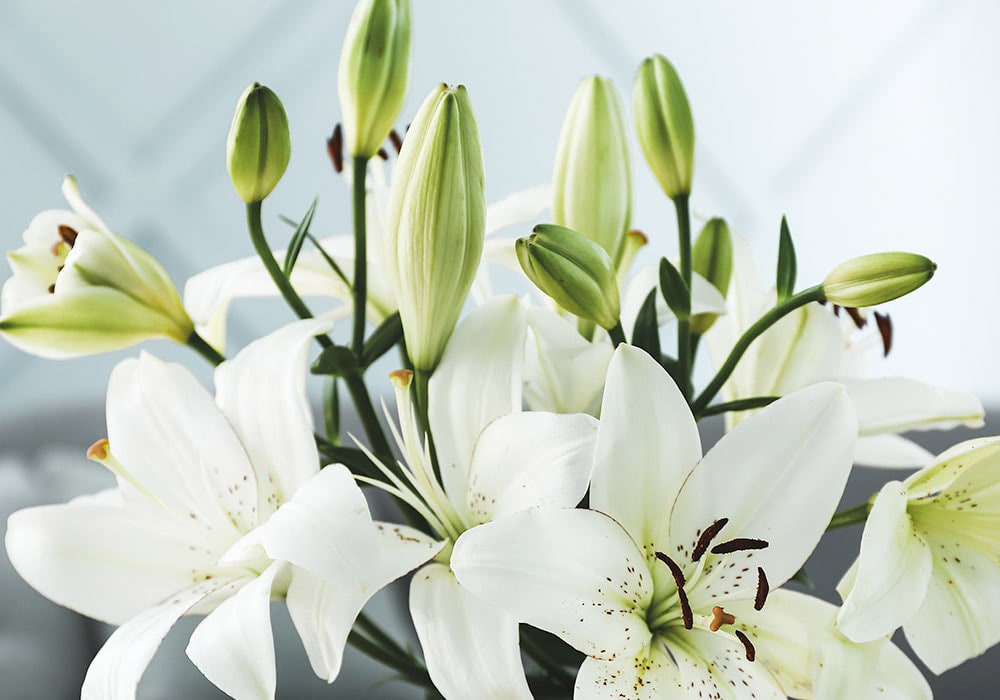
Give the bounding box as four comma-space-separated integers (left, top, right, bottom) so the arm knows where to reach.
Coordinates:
0, 177, 194, 358
339, 0, 411, 159
633, 54, 695, 200
516, 224, 620, 330
690, 217, 732, 335
823, 252, 936, 307
552, 76, 632, 264
226, 82, 291, 203
384, 84, 485, 372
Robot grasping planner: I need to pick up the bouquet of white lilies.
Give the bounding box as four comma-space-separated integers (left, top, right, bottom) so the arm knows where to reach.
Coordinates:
2, 1, 995, 699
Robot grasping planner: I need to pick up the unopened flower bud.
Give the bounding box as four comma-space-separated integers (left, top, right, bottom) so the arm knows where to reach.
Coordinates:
516, 224, 620, 330
227, 82, 291, 203
0, 177, 194, 358
690, 217, 732, 335
823, 253, 936, 307
384, 84, 485, 372
339, 0, 411, 159
633, 54, 695, 200
552, 76, 631, 264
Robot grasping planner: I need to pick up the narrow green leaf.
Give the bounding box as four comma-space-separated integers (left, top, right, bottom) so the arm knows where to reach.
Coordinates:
789, 566, 815, 590
776, 215, 796, 302
282, 197, 319, 276
658, 257, 690, 319
323, 378, 340, 444
305, 232, 352, 288
630, 289, 661, 359
362, 312, 403, 368
311, 344, 359, 377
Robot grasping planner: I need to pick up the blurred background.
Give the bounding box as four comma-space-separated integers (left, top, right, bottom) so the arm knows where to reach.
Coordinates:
1, 0, 998, 696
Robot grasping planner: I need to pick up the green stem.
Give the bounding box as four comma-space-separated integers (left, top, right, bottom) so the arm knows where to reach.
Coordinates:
827, 502, 871, 531
343, 370, 393, 462
607, 321, 627, 348
352, 155, 370, 359
692, 285, 825, 414
697, 396, 780, 418
245, 201, 333, 349
185, 330, 226, 366
674, 194, 692, 400
346, 629, 433, 688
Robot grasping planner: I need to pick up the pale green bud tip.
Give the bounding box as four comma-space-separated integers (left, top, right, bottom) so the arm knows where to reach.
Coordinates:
227, 82, 291, 203
823, 252, 936, 307
516, 224, 621, 330
633, 54, 695, 200
339, 0, 411, 158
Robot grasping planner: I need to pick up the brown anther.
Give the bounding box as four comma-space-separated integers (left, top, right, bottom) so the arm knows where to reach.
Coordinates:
87, 438, 110, 461
389, 369, 414, 387
47, 283, 56, 294
754, 567, 769, 611
655, 551, 686, 588
832, 304, 842, 316
709, 605, 736, 632
376, 147, 389, 160
676, 582, 693, 630
58, 225, 79, 247
734, 630, 756, 661
692, 518, 729, 562
327, 124, 344, 173
845, 306, 867, 329
389, 129, 403, 153
627, 229, 649, 245
874, 311, 893, 357
710, 537, 769, 555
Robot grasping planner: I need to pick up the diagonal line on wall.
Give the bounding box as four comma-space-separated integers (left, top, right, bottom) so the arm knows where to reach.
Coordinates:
770, 0, 969, 191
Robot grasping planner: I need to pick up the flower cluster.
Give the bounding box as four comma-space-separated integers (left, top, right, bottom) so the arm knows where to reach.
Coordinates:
2, 1, 996, 698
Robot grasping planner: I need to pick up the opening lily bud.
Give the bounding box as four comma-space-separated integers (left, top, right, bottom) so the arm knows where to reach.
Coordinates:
633, 54, 695, 201
339, 0, 411, 159
384, 84, 485, 372
516, 224, 620, 331
823, 252, 936, 307
552, 75, 632, 265
226, 82, 291, 203
690, 217, 732, 335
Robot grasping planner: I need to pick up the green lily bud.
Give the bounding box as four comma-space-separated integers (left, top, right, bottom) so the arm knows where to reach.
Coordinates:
0, 177, 194, 358
690, 217, 732, 335
552, 75, 632, 264
384, 84, 485, 372
226, 82, 291, 203
823, 252, 936, 307
633, 54, 695, 200
516, 224, 620, 330
338, 0, 411, 159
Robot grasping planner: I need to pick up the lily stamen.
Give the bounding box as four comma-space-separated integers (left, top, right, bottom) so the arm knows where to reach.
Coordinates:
734, 630, 756, 662
754, 567, 769, 610
691, 517, 729, 562
710, 537, 769, 555
57, 225, 79, 247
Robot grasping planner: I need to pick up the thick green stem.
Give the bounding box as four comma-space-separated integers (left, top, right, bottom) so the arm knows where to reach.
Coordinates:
352, 155, 370, 359
346, 628, 433, 688
827, 502, 871, 531
697, 396, 779, 419
607, 321, 627, 348
343, 370, 393, 462
185, 330, 226, 366
674, 194, 692, 399
246, 202, 332, 349
692, 285, 825, 414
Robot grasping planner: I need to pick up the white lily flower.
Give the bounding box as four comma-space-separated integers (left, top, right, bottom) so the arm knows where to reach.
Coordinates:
4, 319, 441, 699
837, 436, 1000, 674
0, 176, 194, 358
184, 156, 550, 352
727, 590, 930, 699
357, 296, 598, 699
705, 233, 983, 467
451, 345, 857, 699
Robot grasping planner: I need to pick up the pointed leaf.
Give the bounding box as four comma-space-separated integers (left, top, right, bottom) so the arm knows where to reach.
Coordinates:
361, 311, 403, 367
311, 344, 359, 377
658, 256, 689, 319
282, 197, 319, 276
630, 288, 661, 358
776, 215, 796, 302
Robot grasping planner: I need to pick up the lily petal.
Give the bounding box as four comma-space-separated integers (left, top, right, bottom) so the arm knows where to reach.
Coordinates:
844, 377, 984, 436
484, 184, 551, 237
837, 481, 932, 643
215, 318, 332, 517
590, 345, 700, 557
451, 507, 653, 660
815, 623, 931, 700
674, 383, 856, 598
81, 578, 240, 700
429, 296, 527, 506
854, 434, 934, 469
186, 563, 285, 700
410, 563, 532, 700
465, 411, 597, 525
574, 643, 680, 700
671, 628, 785, 699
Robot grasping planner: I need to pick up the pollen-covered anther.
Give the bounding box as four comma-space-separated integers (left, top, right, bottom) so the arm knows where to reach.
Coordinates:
327, 123, 345, 173
626, 229, 649, 246
735, 630, 756, 662
691, 517, 729, 562
389, 369, 414, 388
709, 605, 736, 632
86, 438, 110, 461
58, 225, 79, 247
389, 129, 403, 153
710, 537, 769, 555
754, 567, 769, 611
